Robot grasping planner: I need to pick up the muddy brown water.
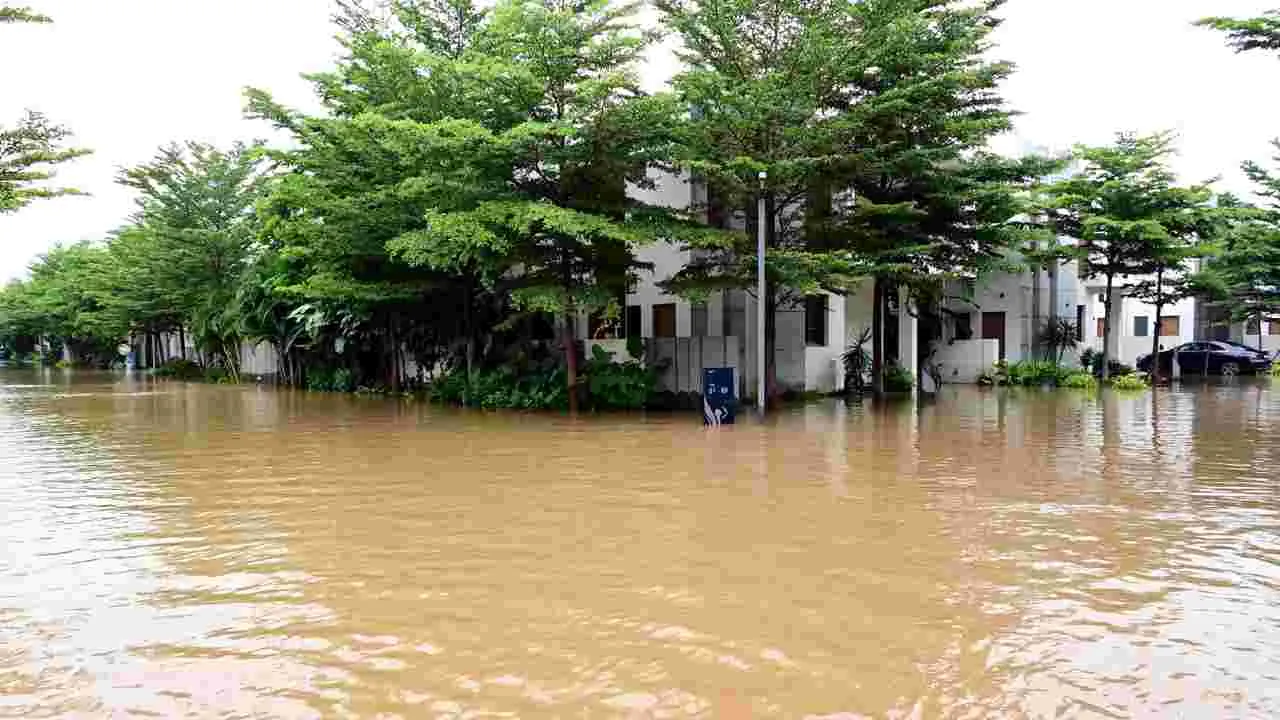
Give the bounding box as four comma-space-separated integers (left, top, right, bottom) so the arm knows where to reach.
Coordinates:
2, 368, 1279, 718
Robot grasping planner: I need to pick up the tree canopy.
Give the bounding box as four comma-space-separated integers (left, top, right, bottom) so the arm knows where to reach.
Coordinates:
1044, 132, 1218, 379
657, 0, 1057, 394
0, 6, 89, 214
0, 5, 50, 23
1197, 9, 1280, 56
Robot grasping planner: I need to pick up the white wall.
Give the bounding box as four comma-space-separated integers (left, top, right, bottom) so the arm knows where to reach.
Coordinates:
239, 342, 280, 377
1086, 288, 1198, 366
803, 291, 846, 393
933, 339, 1001, 384
1242, 320, 1280, 355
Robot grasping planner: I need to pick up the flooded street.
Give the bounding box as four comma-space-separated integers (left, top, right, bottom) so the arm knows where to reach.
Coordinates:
2, 369, 1279, 718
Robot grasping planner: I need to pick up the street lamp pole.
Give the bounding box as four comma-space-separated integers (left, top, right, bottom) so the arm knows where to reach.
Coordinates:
756, 171, 767, 414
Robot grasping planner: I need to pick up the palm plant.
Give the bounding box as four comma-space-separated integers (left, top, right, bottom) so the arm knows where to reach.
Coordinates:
1040, 318, 1079, 364
842, 327, 872, 394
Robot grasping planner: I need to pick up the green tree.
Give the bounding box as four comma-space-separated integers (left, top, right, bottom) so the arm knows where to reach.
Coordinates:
115, 141, 270, 377
1197, 9, 1280, 55
1192, 180, 1280, 348
1044, 132, 1215, 381
657, 0, 1050, 398
384, 0, 679, 411
1, 8, 90, 214
1196, 9, 1280, 351
0, 5, 50, 23
246, 0, 533, 393
0, 243, 126, 364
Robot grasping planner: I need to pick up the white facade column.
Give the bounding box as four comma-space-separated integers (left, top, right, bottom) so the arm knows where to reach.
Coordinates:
898, 286, 918, 394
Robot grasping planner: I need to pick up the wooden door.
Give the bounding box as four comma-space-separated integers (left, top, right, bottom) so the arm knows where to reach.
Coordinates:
652, 303, 677, 338
982, 311, 1007, 360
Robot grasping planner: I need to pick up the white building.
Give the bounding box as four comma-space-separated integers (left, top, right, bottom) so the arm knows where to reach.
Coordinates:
600, 171, 1251, 395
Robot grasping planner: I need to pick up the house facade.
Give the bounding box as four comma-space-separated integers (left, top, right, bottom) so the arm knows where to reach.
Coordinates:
602, 171, 1241, 395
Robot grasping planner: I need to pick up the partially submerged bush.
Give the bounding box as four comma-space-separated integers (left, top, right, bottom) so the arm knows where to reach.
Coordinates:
583, 345, 656, 409
982, 361, 1097, 389
1060, 372, 1098, 389
152, 358, 203, 380
1000, 360, 1072, 386
1107, 372, 1150, 391
885, 365, 914, 393
430, 366, 569, 410
306, 367, 355, 392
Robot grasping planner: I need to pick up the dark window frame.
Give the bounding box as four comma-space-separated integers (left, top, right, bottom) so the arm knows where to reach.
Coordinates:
804, 295, 828, 346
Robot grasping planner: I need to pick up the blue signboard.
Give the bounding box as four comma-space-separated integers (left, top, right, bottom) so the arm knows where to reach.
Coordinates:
702, 367, 736, 426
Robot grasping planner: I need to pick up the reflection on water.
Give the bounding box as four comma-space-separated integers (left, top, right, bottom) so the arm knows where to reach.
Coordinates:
1, 368, 1279, 718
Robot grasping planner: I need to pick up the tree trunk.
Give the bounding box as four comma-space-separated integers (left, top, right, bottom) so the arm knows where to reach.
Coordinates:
464, 287, 475, 407
762, 194, 779, 405
563, 313, 578, 414
178, 325, 187, 361
1031, 255, 1042, 360
1101, 273, 1114, 381
1048, 239, 1060, 337
871, 276, 884, 396
1150, 269, 1165, 384
386, 316, 396, 392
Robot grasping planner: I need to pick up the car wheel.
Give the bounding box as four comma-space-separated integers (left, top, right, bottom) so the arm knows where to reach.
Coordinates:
1221, 361, 1240, 377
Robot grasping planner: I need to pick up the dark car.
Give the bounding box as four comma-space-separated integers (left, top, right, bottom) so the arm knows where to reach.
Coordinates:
1138, 341, 1273, 376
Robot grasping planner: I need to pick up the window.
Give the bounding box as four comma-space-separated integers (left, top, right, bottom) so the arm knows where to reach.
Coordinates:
690, 304, 708, 337
1270, 319, 1280, 336
1158, 315, 1181, 337
625, 305, 641, 338
723, 291, 746, 339
1096, 317, 1105, 338
1133, 315, 1149, 337
652, 303, 677, 338
954, 313, 973, 341
1247, 317, 1261, 335
804, 295, 828, 346
1076, 305, 1085, 341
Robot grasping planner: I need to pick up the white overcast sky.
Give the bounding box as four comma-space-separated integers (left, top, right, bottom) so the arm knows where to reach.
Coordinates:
1, 0, 1276, 280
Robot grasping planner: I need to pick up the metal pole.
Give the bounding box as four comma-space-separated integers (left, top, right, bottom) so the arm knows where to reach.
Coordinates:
756, 170, 768, 414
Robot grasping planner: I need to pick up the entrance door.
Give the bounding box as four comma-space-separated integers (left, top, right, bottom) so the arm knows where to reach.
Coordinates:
982, 312, 1007, 360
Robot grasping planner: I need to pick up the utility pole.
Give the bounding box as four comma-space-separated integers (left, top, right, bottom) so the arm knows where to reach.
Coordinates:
756, 171, 767, 414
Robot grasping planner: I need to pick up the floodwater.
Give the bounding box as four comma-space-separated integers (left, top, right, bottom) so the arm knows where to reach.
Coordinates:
2, 369, 1279, 719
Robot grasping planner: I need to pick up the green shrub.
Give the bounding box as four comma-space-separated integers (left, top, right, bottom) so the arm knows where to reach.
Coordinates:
152, 358, 204, 380
429, 366, 569, 410
305, 367, 356, 392
1060, 372, 1097, 389
982, 360, 1097, 389
430, 348, 656, 411
1107, 372, 1150, 390
204, 367, 232, 384
1270, 362, 1280, 378
1001, 360, 1070, 386
583, 345, 656, 409
885, 365, 914, 393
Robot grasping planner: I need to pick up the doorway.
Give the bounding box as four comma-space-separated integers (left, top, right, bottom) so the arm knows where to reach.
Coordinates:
982, 311, 1007, 360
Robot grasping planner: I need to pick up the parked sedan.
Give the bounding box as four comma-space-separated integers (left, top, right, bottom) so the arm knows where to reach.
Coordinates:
1138, 341, 1274, 376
